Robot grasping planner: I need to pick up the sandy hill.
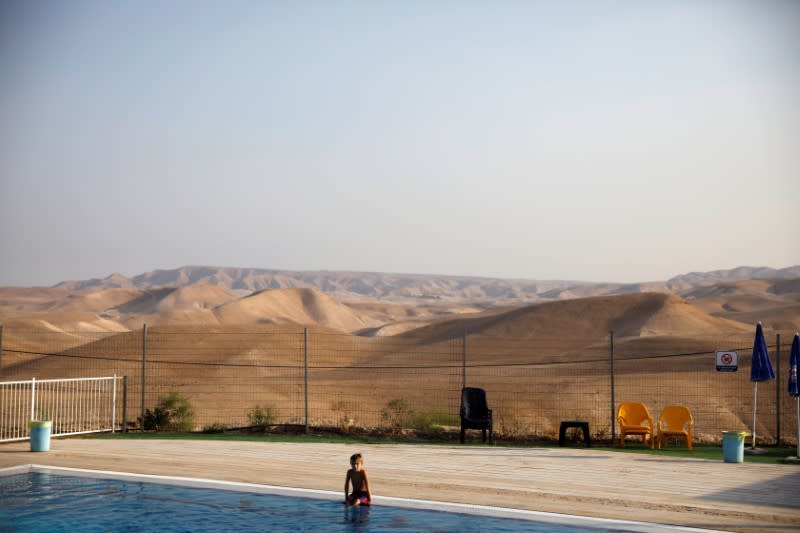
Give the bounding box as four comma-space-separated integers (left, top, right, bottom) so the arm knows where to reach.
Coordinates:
0, 313, 128, 333
666, 265, 800, 292
348, 301, 487, 336
538, 281, 668, 300
5, 267, 800, 337
397, 293, 752, 343
120, 267, 590, 303
50, 288, 145, 313
50, 264, 800, 305
681, 278, 800, 332
0, 285, 243, 332
5, 268, 800, 442
155, 285, 240, 311
0, 287, 71, 313
108, 285, 238, 315
769, 278, 800, 296
92, 285, 236, 328
711, 305, 800, 333
214, 288, 373, 332
683, 279, 792, 311
1, 323, 333, 383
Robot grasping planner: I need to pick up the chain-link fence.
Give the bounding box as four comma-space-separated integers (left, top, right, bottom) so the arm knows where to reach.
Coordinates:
0, 324, 797, 445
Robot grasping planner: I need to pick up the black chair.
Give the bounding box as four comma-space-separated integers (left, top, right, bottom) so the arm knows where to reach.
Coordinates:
460, 387, 493, 444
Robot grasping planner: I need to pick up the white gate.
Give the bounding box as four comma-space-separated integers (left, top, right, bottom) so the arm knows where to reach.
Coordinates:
0, 376, 121, 442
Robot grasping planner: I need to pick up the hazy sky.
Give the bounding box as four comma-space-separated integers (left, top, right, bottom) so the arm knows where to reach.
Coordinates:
1, 1, 798, 287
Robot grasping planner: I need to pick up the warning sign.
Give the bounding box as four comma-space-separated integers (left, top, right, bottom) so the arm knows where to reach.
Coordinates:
716, 351, 738, 372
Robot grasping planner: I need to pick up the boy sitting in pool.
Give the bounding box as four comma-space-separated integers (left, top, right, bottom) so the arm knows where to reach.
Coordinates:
344, 453, 372, 506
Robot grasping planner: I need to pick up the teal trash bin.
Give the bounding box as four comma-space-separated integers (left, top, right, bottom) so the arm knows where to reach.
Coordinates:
722, 430, 747, 463
29, 420, 52, 452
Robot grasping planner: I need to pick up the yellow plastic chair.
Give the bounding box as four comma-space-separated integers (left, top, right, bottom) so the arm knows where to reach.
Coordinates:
617, 402, 655, 448
657, 405, 693, 450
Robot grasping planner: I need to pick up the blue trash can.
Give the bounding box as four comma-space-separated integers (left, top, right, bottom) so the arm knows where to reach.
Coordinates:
29, 420, 52, 452
722, 430, 747, 463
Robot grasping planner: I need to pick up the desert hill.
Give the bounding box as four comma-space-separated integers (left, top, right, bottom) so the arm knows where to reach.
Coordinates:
684, 279, 793, 312
665, 265, 800, 292
112, 285, 241, 328
50, 288, 147, 314
0, 312, 129, 335
0, 287, 71, 313
2, 290, 762, 365
3, 281, 795, 441
396, 293, 752, 344
0, 286, 374, 333
1, 265, 799, 336
51, 264, 800, 304
0, 267, 800, 337
1, 322, 334, 387
214, 288, 373, 332
683, 278, 800, 332
3, 266, 798, 442
55, 267, 586, 303
144, 285, 238, 313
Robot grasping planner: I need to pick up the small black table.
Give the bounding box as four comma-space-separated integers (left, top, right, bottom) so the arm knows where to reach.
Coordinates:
558, 420, 591, 447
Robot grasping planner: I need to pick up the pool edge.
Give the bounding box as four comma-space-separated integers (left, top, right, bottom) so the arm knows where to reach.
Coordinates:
1, 464, 730, 533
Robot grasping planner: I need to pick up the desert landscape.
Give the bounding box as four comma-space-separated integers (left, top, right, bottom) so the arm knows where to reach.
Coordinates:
1, 265, 799, 443
3, 264, 799, 331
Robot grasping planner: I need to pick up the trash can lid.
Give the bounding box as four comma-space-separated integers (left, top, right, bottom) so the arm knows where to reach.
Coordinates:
721, 430, 748, 436
29, 420, 52, 429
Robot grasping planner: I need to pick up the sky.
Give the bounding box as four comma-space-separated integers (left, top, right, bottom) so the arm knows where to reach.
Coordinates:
1, 0, 798, 287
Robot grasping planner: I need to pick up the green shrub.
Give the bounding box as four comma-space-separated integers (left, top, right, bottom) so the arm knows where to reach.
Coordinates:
140, 406, 169, 431
381, 398, 412, 431
140, 391, 195, 432
202, 423, 227, 434
248, 404, 276, 429
411, 410, 458, 435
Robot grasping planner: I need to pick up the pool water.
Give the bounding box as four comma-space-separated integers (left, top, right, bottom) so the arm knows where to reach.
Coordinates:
0, 472, 622, 533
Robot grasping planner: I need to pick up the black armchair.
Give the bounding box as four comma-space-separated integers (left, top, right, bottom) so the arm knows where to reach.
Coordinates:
460, 387, 493, 444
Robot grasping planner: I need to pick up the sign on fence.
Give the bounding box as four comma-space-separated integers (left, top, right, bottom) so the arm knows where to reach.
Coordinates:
715, 351, 738, 372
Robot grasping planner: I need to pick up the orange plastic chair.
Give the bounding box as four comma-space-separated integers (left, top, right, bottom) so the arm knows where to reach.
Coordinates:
657, 405, 694, 450
617, 402, 655, 448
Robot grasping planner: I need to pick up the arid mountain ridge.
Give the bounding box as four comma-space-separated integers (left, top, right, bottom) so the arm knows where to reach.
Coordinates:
52, 264, 800, 303
0, 265, 798, 336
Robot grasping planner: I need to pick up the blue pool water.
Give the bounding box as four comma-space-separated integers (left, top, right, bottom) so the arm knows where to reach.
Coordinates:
0, 472, 632, 533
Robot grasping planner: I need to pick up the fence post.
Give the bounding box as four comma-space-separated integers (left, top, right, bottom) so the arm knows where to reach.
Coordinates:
140, 323, 147, 431
776, 333, 781, 446
610, 330, 616, 445
462, 330, 467, 390
31, 377, 37, 421
111, 374, 117, 433
304, 328, 309, 434
122, 375, 128, 433
0, 324, 4, 378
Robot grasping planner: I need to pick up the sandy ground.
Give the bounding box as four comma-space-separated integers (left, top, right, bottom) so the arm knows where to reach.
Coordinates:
1, 438, 799, 532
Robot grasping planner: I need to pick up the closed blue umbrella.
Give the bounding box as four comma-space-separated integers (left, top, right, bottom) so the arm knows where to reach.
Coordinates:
749, 322, 775, 450
790, 334, 800, 397
789, 333, 799, 458
751, 322, 775, 382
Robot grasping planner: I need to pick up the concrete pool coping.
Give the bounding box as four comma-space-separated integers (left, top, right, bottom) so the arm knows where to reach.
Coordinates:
1, 439, 798, 532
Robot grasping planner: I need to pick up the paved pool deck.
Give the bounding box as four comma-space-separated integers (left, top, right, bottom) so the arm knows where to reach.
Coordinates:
1, 438, 799, 532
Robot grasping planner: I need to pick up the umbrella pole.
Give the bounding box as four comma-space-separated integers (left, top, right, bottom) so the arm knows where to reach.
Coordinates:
752, 382, 758, 449
796, 397, 799, 458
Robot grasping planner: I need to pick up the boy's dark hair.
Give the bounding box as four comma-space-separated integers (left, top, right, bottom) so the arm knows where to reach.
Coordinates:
350, 453, 362, 465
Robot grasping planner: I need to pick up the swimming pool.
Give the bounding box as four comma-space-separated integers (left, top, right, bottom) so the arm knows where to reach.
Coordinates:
0, 466, 725, 533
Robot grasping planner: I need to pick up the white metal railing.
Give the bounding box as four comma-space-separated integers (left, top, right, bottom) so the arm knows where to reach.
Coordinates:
0, 376, 121, 443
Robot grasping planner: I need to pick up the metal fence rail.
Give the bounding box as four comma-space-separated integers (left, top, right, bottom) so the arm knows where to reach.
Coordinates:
0, 376, 122, 442
0, 325, 796, 445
